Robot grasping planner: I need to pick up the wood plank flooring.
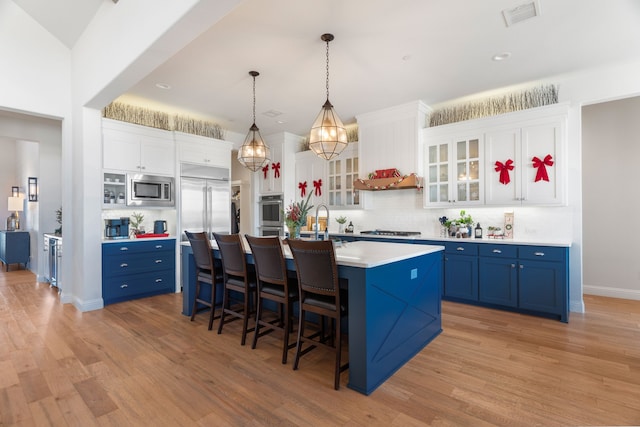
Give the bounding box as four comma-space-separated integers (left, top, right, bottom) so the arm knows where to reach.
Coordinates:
1, 268, 639, 426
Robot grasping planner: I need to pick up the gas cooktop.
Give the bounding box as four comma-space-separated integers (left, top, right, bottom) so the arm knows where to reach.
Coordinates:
359, 230, 421, 237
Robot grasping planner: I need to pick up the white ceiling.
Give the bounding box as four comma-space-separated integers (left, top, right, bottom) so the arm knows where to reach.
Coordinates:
13, 0, 640, 137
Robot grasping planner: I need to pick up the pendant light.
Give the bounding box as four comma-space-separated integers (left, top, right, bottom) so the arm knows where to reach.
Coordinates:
238, 71, 271, 171
309, 33, 348, 161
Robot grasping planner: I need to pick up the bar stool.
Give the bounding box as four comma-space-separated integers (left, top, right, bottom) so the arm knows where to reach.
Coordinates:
287, 239, 349, 390
213, 233, 257, 346
245, 235, 299, 364
184, 231, 223, 330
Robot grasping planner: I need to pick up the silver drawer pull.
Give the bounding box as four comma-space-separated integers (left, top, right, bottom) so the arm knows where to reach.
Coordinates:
511, 264, 516, 268
155, 259, 162, 264
120, 284, 128, 288
519, 265, 524, 269
120, 263, 128, 268
155, 245, 163, 249
534, 252, 545, 257
456, 247, 464, 251
120, 247, 129, 251
155, 279, 163, 283
492, 249, 502, 254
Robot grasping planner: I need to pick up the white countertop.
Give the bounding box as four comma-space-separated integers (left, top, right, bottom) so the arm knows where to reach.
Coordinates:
102, 236, 176, 244
327, 232, 571, 247
181, 238, 443, 269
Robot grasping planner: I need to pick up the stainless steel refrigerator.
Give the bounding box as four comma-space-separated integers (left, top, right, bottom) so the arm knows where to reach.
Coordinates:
180, 163, 231, 240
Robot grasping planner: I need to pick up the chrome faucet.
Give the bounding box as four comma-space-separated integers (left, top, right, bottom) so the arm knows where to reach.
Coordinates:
314, 204, 329, 240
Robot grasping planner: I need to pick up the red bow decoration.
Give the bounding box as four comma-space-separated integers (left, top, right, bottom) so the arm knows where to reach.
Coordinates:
313, 179, 322, 196
532, 154, 554, 182
272, 162, 281, 178
298, 181, 307, 198
494, 159, 514, 185
262, 165, 269, 179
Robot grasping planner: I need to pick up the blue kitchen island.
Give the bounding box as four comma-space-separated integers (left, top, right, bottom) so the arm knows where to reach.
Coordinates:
181, 239, 444, 395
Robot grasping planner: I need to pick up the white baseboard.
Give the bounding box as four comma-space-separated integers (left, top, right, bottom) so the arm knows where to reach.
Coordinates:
583, 285, 640, 301
570, 299, 585, 313
73, 296, 104, 312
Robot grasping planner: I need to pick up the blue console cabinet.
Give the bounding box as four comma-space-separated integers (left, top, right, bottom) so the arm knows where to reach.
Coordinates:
102, 239, 175, 305
0, 231, 30, 271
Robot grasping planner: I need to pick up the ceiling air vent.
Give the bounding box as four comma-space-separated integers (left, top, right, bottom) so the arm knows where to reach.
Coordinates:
502, 1, 540, 27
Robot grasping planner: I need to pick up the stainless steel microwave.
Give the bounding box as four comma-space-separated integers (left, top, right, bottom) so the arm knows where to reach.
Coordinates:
127, 174, 174, 207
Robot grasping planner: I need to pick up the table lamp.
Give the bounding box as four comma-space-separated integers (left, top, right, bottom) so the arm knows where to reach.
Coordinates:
7, 196, 23, 231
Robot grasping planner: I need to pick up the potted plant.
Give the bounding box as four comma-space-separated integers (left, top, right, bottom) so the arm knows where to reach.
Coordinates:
336, 216, 347, 233
130, 212, 145, 236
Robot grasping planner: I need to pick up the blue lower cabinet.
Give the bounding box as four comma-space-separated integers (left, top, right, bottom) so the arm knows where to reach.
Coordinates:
519, 258, 567, 320
102, 239, 175, 305
479, 244, 518, 307
443, 242, 478, 301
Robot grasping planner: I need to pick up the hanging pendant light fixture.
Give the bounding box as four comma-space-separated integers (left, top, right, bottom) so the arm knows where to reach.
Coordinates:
238, 71, 271, 171
309, 33, 348, 161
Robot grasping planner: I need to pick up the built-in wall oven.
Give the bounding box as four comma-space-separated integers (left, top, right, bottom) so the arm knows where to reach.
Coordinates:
258, 194, 284, 236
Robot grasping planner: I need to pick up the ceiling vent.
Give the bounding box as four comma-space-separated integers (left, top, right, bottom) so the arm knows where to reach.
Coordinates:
502, 1, 540, 27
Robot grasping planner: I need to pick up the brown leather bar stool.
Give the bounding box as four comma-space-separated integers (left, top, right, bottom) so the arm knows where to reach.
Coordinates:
245, 235, 299, 364
287, 239, 349, 390
184, 231, 223, 330
213, 233, 257, 346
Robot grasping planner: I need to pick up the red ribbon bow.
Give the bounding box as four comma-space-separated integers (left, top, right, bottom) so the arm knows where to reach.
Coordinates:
272, 162, 281, 178
262, 165, 269, 179
532, 154, 553, 182
298, 181, 307, 198
494, 159, 514, 185
313, 179, 322, 196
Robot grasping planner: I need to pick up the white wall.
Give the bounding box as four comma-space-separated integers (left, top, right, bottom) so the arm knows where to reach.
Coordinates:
0, 138, 17, 220
582, 96, 640, 300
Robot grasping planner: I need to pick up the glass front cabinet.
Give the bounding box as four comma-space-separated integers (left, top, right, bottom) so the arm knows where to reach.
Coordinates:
328, 142, 360, 208
425, 136, 483, 207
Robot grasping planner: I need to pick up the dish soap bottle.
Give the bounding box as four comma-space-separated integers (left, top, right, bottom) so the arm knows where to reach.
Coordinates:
324, 227, 329, 240
474, 223, 483, 239
346, 221, 354, 233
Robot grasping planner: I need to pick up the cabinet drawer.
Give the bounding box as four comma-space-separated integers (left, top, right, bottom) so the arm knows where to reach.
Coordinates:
103, 270, 174, 303
444, 242, 478, 256
519, 246, 565, 262
103, 252, 174, 277
479, 244, 517, 258
102, 239, 174, 256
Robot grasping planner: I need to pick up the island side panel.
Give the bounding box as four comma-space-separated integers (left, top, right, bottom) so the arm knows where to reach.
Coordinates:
341, 250, 443, 395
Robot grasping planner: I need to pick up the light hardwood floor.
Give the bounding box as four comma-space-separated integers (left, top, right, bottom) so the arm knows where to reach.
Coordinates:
1, 268, 639, 426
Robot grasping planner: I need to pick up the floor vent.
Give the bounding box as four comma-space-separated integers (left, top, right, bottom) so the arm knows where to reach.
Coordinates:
502, 1, 540, 27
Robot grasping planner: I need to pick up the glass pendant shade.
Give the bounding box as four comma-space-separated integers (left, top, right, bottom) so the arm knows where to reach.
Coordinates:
309, 99, 348, 160
237, 123, 270, 172
238, 70, 270, 171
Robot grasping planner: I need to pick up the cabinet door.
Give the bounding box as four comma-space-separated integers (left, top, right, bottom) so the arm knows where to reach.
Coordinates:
259, 141, 283, 194
103, 130, 141, 172
518, 259, 565, 317
140, 137, 175, 175
444, 254, 478, 300
295, 150, 327, 206
521, 122, 564, 205
484, 128, 521, 205
479, 257, 518, 307
178, 138, 231, 169
425, 136, 482, 207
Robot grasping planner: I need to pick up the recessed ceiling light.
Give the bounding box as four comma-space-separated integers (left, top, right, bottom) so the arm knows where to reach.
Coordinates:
492, 52, 512, 61
155, 83, 172, 90
402, 54, 412, 61
276, 120, 286, 124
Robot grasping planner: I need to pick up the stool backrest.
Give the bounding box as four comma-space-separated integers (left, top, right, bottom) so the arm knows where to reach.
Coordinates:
245, 235, 287, 286
185, 231, 213, 274
213, 233, 246, 278
287, 239, 338, 297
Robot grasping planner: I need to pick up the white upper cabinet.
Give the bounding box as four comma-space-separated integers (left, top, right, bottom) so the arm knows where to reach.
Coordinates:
255, 132, 302, 203
294, 150, 327, 206
327, 142, 360, 208
102, 119, 175, 176
424, 135, 483, 207
175, 131, 232, 170
485, 116, 566, 206
423, 103, 568, 208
